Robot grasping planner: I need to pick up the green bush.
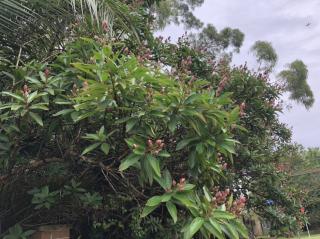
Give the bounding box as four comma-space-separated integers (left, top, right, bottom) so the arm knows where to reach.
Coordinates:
0, 38, 248, 238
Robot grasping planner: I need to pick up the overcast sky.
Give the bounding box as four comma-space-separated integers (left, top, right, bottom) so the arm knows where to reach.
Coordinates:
161, 0, 320, 148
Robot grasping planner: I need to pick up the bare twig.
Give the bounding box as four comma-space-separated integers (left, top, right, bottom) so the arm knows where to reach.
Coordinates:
15, 47, 22, 69
100, 166, 117, 193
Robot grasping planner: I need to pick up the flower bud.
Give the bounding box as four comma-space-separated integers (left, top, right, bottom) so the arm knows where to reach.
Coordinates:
223, 163, 228, 170
102, 20, 108, 32
147, 139, 153, 148
44, 68, 50, 78
156, 139, 162, 146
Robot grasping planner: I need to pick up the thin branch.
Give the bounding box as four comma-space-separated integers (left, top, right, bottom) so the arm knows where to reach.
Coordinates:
100, 165, 117, 193
15, 46, 22, 69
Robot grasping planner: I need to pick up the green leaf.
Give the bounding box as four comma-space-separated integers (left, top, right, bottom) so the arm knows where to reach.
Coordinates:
147, 154, 161, 177
29, 103, 49, 111
126, 118, 138, 132
2, 92, 25, 102
0, 104, 12, 110
203, 186, 212, 202
53, 109, 74, 116
141, 205, 158, 218
229, 107, 240, 122
166, 201, 177, 223
221, 223, 239, 239
27, 91, 38, 103
100, 143, 110, 155
185, 93, 202, 104
220, 143, 235, 154
98, 126, 105, 138
184, 217, 204, 239
119, 154, 140, 171
176, 137, 198, 151
142, 157, 154, 184
158, 150, 171, 158
46, 88, 55, 95
183, 184, 195, 191
209, 218, 223, 234
168, 116, 178, 133
161, 193, 172, 202
213, 210, 236, 220
164, 170, 172, 189
81, 143, 100, 155
27, 91, 47, 104
173, 193, 195, 208
146, 195, 163, 207
82, 133, 100, 141
231, 220, 248, 238
29, 112, 43, 126
26, 76, 41, 85
204, 221, 224, 239
9, 104, 23, 111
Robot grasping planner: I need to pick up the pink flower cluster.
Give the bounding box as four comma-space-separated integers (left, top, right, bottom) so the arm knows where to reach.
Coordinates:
147, 139, 165, 155
230, 195, 246, 216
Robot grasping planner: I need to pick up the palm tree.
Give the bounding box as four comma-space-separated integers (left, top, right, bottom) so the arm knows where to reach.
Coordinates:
0, 0, 140, 63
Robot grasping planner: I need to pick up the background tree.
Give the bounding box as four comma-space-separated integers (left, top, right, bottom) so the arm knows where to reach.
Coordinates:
279, 60, 315, 109
188, 24, 245, 62
251, 41, 278, 72
150, 0, 204, 29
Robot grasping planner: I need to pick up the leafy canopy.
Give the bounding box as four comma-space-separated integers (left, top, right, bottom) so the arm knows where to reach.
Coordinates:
279, 60, 314, 109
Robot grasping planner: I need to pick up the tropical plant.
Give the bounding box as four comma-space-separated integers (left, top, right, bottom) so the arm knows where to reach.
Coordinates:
0, 0, 141, 62
0, 38, 248, 238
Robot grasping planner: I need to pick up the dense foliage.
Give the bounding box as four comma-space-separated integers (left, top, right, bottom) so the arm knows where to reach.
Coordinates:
0, 38, 250, 238
140, 34, 307, 236
285, 147, 320, 230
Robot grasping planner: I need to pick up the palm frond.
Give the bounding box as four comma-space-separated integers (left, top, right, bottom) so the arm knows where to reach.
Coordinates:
0, 0, 140, 62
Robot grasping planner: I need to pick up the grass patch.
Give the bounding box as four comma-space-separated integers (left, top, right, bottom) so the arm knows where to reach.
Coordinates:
294, 235, 320, 239
278, 235, 320, 239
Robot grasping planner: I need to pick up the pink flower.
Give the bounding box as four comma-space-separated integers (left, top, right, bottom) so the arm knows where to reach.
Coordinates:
102, 20, 108, 32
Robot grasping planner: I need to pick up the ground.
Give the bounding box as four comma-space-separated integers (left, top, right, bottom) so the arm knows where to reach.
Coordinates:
295, 235, 320, 239
277, 234, 320, 239
275, 234, 320, 239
